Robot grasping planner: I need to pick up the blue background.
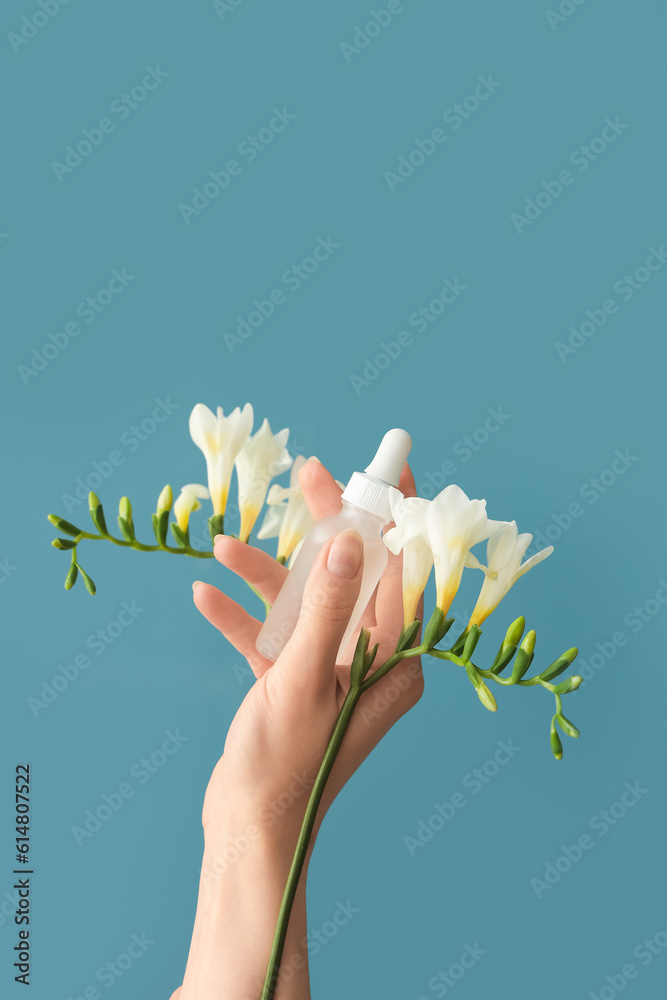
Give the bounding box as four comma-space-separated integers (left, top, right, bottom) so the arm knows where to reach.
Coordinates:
2, 0, 665, 997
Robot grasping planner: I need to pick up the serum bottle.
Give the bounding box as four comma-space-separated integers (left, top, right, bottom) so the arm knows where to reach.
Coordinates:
255, 428, 412, 662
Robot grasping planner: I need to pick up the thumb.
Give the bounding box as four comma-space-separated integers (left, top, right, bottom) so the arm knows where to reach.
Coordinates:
280, 529, 364, 689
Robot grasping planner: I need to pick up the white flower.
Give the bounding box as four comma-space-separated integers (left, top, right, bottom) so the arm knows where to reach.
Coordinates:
235, 419, 292, 542
468, 521, 554, 625
426, 485, 501, 617
174, 483, 210, 533
189, 403, 253, 517
257, 455, 314, 562
383, 492, 433, 626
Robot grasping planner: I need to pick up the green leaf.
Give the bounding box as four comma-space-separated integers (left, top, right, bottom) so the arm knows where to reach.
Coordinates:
208, 514, 225, 544
397, 619, 422, 652
117, 516, 135, 542
156, 509, 169, 546
170, 523, 190, 548
462, 624, 481, 662
423, 609, 454, 649
490, 643, 517, 675
64, 563, 78, 590
350, 629, 371, 687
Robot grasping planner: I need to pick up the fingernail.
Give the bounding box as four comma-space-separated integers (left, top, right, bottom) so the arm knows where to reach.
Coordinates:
213, 534, 224, 544
327, 530, 363, 579
192, 580, 202, 592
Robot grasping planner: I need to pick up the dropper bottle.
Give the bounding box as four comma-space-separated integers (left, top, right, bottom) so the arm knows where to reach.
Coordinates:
255, 428, 412, 662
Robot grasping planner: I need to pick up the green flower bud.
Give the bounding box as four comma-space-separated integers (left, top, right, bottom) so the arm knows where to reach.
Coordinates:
88, 492, 101, 509
157, 485, 173, 514
64, 562, 78, 590
52, 537, 77, 550
119, 497, 133, 520
477, 682, 497, 712
48, 515, 81, 536
552, 675, 583, 695
504, 616, 525, 648
540, 648, 578, 683
521, 630, 536, 656
78, 566, 96, 595
556, 713, 580, 738
550, 723, 563, 760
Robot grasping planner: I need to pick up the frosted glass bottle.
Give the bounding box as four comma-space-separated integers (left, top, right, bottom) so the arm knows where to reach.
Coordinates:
256, 429, 412, 662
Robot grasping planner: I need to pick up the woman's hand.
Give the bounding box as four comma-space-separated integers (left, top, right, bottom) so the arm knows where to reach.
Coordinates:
195, 459, 423, 839
176, 460, 423, 999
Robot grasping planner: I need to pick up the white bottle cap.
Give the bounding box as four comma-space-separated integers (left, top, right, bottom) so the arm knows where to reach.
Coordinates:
341, 428, 412, 521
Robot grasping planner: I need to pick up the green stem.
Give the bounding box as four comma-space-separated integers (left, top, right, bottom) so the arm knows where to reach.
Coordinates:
75, 531, 215, 558
261, 684, 362, 1000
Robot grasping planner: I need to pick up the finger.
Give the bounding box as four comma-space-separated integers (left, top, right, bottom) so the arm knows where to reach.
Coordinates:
298, 460, 343, 520
374, 462, 419, 643
213, 535, 288, 604
280, 529, 364, 691
192, 582, 273, 677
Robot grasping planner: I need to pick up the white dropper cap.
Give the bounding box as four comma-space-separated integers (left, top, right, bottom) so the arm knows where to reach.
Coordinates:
341, 428, 412, 521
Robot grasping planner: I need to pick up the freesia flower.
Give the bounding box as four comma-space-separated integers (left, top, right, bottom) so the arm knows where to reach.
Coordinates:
426, 485, 501, 617
174, 484, 210, 533
189, 403, 253, 517
383, 492, 433, 626
257, 456, 314, 563
235, 419, 292, 542
467, 521, 554, 626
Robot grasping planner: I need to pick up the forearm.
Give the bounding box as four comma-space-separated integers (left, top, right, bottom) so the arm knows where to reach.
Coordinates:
179, 816, 312, 999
